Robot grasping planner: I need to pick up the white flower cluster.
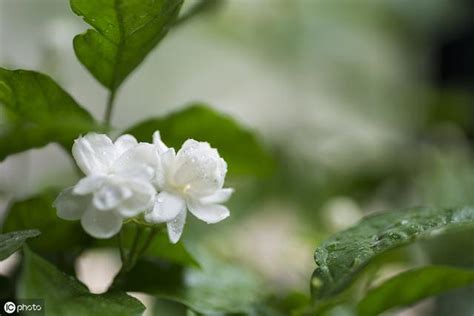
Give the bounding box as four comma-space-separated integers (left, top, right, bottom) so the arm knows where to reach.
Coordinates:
54, 132, 233, 243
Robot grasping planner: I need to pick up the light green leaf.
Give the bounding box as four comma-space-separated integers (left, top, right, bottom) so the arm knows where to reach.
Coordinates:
71, 0, 183, 90
312, 206, 474, 299
0, 68, 97, 161
19, 247, 145, 316
174, 0, 221, 27
0, 230, 40, 261
141, 232, 199, 268
2, 191, 92, 253
121, 254, 265, 314
358, 266, 474, 316
125, 104, 275, 177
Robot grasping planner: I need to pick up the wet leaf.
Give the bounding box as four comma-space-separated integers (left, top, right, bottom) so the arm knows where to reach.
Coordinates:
0, 230, 40, 261
0, 68, 97, 161
71, 0, 183, 90
19, 247, 145, 316
2, 191, 92, 253
312, 206, 474, 299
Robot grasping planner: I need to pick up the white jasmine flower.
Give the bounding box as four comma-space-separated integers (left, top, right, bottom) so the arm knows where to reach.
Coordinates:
54, 133, 158, 238
145, 132, 233, 243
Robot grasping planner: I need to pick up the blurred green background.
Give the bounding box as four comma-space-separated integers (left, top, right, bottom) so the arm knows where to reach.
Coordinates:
1, 0, 474, 315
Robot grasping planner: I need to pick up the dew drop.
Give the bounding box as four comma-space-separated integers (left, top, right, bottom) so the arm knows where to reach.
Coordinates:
311, 277, 323, 288
351, 257, 362, 268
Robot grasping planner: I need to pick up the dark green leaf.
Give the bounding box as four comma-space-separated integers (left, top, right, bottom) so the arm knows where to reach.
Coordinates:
120, 258, 184, 295
2, 191, 92, 253
121, 254, 265, 314
358, 266, 474, 316
312, 206, 474, 299
0, 230, 40, 261
242, 292, 311, 316
152, 299, 188, 316
0, 68, 97, 161
125, 104, 275, 177
0, 275, 15, 300
71, 0, 183, 90
18, 247, 145, 316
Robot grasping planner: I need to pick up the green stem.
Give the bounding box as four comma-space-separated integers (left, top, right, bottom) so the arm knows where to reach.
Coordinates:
124, 225, 143, 271
137, 228, 158, 258
110, 225, 142, 290
110, 226, 159, 291
126, 228, 157, 272
103, 89, 116, 126
117, 231, 125, 263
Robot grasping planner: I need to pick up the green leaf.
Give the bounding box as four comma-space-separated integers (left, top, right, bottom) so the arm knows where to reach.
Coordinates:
312, 206, 474, 299
174, 0, 222, 27
140, 233, 198, 268
125, 104, 275, 177
121, 254, 265, 314
2, 191, 92, 253
0, 68, 97, 161
0, 230, 40, 261
19, 247, 145, 316
357, 266, 474, 316
71, 0, 183, 90
141, 236, 199, 268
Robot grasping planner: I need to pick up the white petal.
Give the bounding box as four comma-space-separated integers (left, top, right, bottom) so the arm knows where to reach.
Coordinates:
173, 140, 227, 196
145, 191, 185, 223
72, 133, 116, 175
188, 200, 230, 224
161, 148, 176, 170
153, 131, 169, 154
199, 188, 234, 205
92, 182, 132, 210
114, 134, 138, 155
155, 148, 176, 188
73, 175, 105, 195
54, 188, 89, 220
167, 210, 186, 244
118, 180, 156, 217
112, 143, 158, 181
81, 208, 123, 239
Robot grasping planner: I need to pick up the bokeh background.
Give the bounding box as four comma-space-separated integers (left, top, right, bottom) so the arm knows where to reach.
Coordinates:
1, 0, 474, 315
